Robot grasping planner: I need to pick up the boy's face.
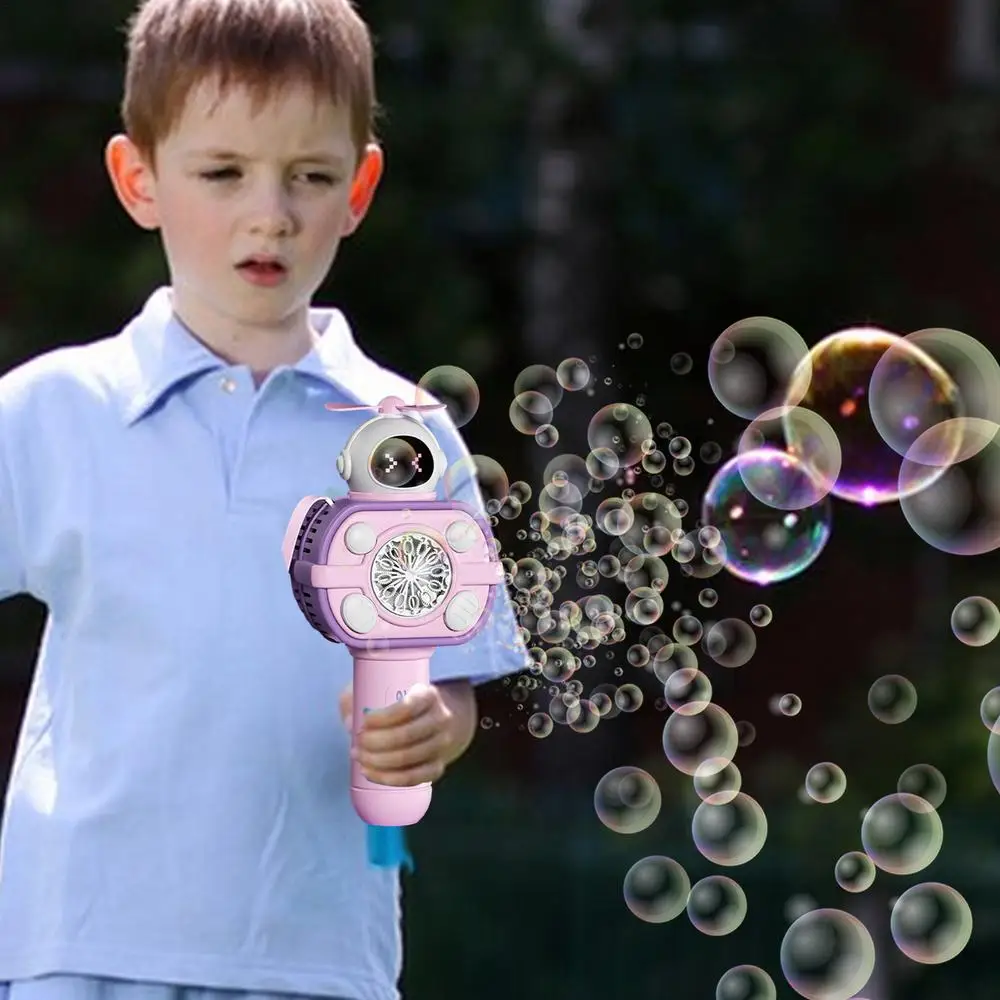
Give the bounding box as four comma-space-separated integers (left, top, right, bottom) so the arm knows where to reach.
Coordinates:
108, 76, 381, 350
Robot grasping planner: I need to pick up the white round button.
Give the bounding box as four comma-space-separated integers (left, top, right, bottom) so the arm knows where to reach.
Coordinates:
444, 590, 480, 632
445, 519, 478, 553
220, 377, 237, 394
345, 522, 377, 554
341, 593, 378, 634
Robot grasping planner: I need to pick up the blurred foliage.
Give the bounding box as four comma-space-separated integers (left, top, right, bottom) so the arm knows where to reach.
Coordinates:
3, 1, 1000, 998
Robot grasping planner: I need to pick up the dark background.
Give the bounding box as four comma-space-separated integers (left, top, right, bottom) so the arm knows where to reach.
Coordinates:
2, 1, 1000, 998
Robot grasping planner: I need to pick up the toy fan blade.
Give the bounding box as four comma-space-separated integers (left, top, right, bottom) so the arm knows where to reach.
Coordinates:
398, 403, 448, 413
324, 403, 377, 412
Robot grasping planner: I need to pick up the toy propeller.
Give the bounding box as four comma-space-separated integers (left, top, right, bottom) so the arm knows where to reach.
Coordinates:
324, 395, 447, 416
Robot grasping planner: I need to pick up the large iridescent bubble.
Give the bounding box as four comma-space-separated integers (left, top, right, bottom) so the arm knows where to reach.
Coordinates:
702, 449, 832, 585
780, 908, 875, 1000
783, 327, 963, 506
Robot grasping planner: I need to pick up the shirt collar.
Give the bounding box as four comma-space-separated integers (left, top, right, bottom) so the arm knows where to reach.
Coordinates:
117, 286, 369, 426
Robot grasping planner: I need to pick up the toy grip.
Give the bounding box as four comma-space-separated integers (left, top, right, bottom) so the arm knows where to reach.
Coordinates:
351, 646, 434, 826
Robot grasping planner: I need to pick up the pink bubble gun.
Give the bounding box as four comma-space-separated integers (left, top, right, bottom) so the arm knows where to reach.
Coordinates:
282, 395, 502, 827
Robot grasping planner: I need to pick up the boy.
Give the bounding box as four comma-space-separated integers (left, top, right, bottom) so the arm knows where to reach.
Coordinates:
0, 2, 529, 1000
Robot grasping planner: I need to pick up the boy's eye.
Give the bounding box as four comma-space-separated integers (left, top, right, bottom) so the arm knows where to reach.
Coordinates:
199, 168, 336, 185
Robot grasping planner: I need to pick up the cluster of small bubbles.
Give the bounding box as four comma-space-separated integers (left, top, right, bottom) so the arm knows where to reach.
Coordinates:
594, 766, 662, 833
556, 357, 591, 391
623, 553, 670, 592
626, 332, 644, 349
527, 712, 553, 738
623, 856, 690, 923
699, 588, 719, 608
618, 492, 683, 558
737, 720, 757, 746
694, 758, 742, 805
702, 449, 832, 586
980, 686, 1000, 731
749, 603, 772, 627
615, 683, 644, 712
664, 667, 713, 715
805, 762, 847, 804
868, 674, 917, 724
788, 327, 963, 507
588, 403, 655, 468
663, 703, 738, 776
692, 792, 768, 866
568, 698, 602, 732
498, 496, 522, 520
780, 908, 876, 1000
835, 851, 876, 893
950, 595, 1000, 647
705, 618, 758, 668
708, 317, 810, 420
415, 365, 481, 427
772, 693, 803, 717
591, 682, 621, 718
716, 965, 776, 1000
687, 875, 747, 936
671, 352, 693, 374
897, 764, 947, 809
861, 793, 943, 874
890, 882, 973, 965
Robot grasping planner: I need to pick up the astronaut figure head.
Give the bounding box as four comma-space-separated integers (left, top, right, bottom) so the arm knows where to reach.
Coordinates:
336, 396, 448, 495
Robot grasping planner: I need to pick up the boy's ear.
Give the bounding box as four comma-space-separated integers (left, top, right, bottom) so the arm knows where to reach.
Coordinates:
343, 144, 384, 236
105, 134, 160, 231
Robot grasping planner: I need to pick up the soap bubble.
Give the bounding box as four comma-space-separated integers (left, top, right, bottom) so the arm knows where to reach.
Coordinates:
890, 882, 973, 964
780, 908, 875, 1000
442, 454, 509, 507
805, 762, 847, 804
527, 712, 553, 738
898, 418, 1000, 555
716, 965, 776, 1000
739, 406, 842, 507
785, 895, 818, 923
776, 693, 802, 716
586, 447, 620, 480
687, 875, 747, 936
984, 725, 1000, 793
623, 855, 690, 923
699, 588, 719, 608
663, 703, 739, 777
596, 497, 635, 536
514, 363, 563, 409
509, 390, 554, 434
416, 365, 481, 427
980, 687, 1000, 732
652, 641, 698, 684
535, 424, 559, 448
694, 758, 742, 805
625, 587, 664, 626
784, 327, 962, 506
834, 851, 876, 893
556, 357, 591, 391
749, 604, 772, 626
588, 403, 655, 469
671, 352, 693, 374
708, 317, 811, 420
950, 595, 1000, 647
692, 791, 768, 866
897, 764, 947, 809
861, 793, 943, 875
702, 449, 832, 586
704, 618, 758, 667
594, 766, 661, 834
868, 674, 917, 724
664, 667, 713, 715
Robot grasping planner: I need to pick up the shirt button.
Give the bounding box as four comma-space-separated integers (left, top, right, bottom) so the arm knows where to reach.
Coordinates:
220, 377, 237, 394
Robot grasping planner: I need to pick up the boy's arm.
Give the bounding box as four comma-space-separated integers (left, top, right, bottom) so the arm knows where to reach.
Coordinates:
0, 403, 27, 602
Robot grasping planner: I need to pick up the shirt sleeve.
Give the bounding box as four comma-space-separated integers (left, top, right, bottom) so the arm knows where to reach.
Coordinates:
424, 409, 530, 687
0, 403, 27, 601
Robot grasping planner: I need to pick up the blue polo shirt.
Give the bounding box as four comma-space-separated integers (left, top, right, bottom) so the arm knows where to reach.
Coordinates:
0, 288, 529, 1000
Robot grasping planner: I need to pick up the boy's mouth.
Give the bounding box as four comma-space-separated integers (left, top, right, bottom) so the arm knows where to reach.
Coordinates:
236, 255, 290, 286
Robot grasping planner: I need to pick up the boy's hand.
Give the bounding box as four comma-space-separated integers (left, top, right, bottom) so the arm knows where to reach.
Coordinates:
340, 681, 477, 787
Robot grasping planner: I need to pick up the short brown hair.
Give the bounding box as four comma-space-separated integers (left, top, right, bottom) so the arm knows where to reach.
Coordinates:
119, 0, 379, 171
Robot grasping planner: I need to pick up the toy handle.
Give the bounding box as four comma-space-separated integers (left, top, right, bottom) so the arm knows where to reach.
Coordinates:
351, 646, 434, 826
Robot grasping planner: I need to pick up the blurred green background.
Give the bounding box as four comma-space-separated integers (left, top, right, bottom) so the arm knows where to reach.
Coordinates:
3, 1, 1000, 998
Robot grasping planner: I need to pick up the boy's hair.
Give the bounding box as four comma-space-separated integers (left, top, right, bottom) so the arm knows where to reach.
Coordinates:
119, 0, 379, 171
